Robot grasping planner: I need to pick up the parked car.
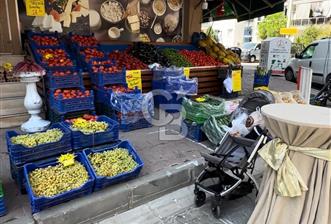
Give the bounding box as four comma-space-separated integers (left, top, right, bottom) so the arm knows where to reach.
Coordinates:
241, 42, 261, 62
285, 38, 331, 85
227, 47, 242, 58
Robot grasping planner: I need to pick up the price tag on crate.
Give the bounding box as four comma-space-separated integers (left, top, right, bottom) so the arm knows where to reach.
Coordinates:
26, 0, 45, 16
232, 70, 242, 92
58, 154, 75, 167
184, 67, 190, 78
126, 70, 142, 90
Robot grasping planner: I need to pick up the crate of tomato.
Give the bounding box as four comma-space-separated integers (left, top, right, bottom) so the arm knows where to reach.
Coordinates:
93, 84, 134, 105
49, 88, 95, 113
69, 33, 99, 49
89, 63, 126, 86
27, 31, 64, 48
77, 47, 108, 70
63, 115, 119, 150
45, 68, 83, 90
32, 47, 76, 70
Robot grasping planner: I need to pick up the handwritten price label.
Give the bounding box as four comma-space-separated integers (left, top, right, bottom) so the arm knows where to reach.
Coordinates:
126, 70, 142, 90
184, 67, 190, 78
26, 0, 45, 16
232, 70, 242, 92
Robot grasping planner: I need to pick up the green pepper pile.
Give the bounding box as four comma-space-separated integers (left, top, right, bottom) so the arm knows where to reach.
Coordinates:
88, 148, 138, 177
29, 162, 89, 197
11, 128, 64, 148
161, 48, 192, 67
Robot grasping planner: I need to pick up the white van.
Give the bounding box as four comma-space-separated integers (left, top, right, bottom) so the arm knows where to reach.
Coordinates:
285, 38, 331, 85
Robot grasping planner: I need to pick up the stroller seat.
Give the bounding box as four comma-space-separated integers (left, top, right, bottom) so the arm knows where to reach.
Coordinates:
201, 135, 256, 169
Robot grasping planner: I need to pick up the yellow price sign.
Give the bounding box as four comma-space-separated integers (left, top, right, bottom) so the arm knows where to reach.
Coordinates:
26, 0, 45, 17
184, 67, 190, 78
58, 153, 75, 167
232, 70, 242, 92
280, 27, 298, 35
126, 70, 142, 90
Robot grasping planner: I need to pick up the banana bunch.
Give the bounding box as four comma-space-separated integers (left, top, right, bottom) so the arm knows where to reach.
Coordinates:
11, 128, 64, 148
71, 118, 108, 135
198, 36, 241, 65
88, 148, 138, 177
29, 161, 89, 197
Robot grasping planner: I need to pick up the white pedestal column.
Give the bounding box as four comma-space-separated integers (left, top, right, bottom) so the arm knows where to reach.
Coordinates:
21, 76, 50, 132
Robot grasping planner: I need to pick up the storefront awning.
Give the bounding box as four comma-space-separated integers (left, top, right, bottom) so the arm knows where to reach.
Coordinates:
203, 0, 286, 22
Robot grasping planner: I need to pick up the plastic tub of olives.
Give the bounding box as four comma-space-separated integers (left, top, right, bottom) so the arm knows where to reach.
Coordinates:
100, 0, 125, 23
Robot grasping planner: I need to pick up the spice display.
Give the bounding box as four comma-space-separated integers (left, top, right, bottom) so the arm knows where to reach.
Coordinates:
11, 129, 64, 148
179, 50, 223, 67
164, 13, 179, 33
100, 0, 124, 23
161, 48, 192, 67
67, 116, 108, 134
167, 0, 182, 11
88, 148, 138, 177
153, 23, 162, 34
109, 51, 147, 70
29, 161, 89, 197
53, 89, 91, 99
139, 10, 150, 28
129, 42, 171, 66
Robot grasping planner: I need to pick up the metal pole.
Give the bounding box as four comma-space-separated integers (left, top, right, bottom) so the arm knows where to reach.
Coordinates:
286, 0, 293, 28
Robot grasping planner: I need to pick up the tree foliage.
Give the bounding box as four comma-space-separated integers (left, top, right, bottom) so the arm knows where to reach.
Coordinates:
258, 12, 287, 40
295, 25, 331, 47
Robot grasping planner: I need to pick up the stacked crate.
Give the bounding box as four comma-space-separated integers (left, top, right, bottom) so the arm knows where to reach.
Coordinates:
0, 181, 6, 217
27, 31, 95, 121
152, 67, 198, 113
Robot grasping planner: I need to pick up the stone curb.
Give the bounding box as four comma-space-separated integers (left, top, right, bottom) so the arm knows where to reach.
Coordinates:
33, 158, 205, 224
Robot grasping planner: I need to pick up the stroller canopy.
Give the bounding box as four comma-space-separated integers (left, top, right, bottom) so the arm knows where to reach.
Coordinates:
238, 91, 275, 114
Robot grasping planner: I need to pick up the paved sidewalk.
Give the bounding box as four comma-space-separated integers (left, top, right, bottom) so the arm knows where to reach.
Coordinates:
99, 185, 256, 224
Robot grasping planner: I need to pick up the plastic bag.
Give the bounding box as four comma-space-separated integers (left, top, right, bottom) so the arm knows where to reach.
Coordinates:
110, 91, 154, 116
166, 77, 198, 95
223, 76, 232, 93
152, 66, 184, 81
182, 95, 226, 124
228, 109, 250, 137
202, 114, 231, 145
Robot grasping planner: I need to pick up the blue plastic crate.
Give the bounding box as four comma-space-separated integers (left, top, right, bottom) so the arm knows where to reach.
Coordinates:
165, 77, 198, 95
6, 123, 72, 165
68, 32, 100, 49
48, 108, 96, 123
62, 115, 119, 150
49, 88, 95, 113
45, 68, 83, 90
93, 84, 130, 105
23, 152, 95, 213
112, 111, 153, 132
10, 158, 26, 194
83, 140, 144, 191
89, 67, 126, 86
77, 47, 108, 69
152, 67, 184, 81
27, 31, 63, 49
0, 199, 6, 217
181, 119, 207, 142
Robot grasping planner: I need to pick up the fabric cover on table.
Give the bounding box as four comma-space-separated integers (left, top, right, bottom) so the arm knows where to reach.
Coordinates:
248, 112, 331, 224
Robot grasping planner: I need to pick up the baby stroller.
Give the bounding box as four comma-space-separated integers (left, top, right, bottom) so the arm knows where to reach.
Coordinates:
194, 90, 274, 218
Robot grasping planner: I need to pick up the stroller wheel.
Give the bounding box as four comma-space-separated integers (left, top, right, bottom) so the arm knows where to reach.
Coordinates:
194, 191, 206, 207
211, 199, 222, 219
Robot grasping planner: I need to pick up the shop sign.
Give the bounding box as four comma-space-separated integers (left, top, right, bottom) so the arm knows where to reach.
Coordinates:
279, 27, 298, 35
184, 67, 190, 78
232, 70, 242, 92
26, 0, 45, 17
126, 70, 142, 90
